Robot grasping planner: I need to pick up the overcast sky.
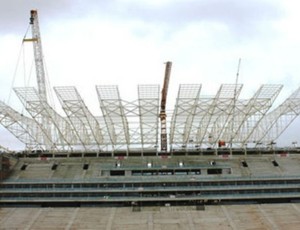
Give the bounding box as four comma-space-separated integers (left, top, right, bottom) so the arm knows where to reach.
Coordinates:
1, 0, 300, 149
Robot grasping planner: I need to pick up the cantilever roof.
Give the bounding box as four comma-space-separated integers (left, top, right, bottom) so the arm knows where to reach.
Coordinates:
1, 83, 300, 152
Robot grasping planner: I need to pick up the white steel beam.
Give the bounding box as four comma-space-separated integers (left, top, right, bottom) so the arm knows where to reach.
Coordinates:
96, 85, 130, 152
194, 84, 242, 147
219, 84, 282, 147
242, 84, 283, 145
255, 86, 300, 144
0, 100, 46, 150
170, 84, 201, 149
209, 84, 243, 147
54, 86, 105, 151
189, 97, 214, 148
14, 87, 78, 151
138, 85, 160, 152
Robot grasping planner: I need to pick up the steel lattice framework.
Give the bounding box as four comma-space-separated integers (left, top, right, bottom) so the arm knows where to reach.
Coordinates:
213, 84, 283, 147
13, 87, 78, 151
96, 85, 131, 153
0, 100, 43, 150
138, 85, 160, 153
0, 84, 299, 152
95, 85, 160, 154
252, 86, 300, 145
184, 84, 243, 149
233, 84, 283, 146
54, 86, 104, 151
170, 84, 202, 149
169, 84, 284, 150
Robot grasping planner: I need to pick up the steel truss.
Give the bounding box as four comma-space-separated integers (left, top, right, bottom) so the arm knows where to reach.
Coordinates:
96, 85, 131, 152
54, 86, 104, 151
224, 84, 283, 147
1, 83, 299, 152
13, 87, 78, 151
0, 100, 43, 150
192, 84, 243, 148
170, 84, 201, 150
138, 85, 160, 153
253, 86, 300, 145
208, 84, 243, 147
169, 84, 285, 150
96, 85, 160, 153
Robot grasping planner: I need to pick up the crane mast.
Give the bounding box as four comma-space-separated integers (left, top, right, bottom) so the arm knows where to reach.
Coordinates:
23, 10, 47, 102
160, 61, 172, 152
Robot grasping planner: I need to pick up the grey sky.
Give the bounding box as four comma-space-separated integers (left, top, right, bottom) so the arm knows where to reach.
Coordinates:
0, 0, 283, 37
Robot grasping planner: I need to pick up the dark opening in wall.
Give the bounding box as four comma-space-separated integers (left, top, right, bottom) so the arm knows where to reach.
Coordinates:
110, 170, 125, 176
51, 164, 58, 170
83, 163, 89, 170
207, 168, 222, 174
241, 161, 248, 167
20, 164, 27, 170
272, 160, 279, 167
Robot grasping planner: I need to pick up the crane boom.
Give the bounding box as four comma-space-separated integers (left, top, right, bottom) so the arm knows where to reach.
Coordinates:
23, 10, 47, 102
160, 61, 172, 152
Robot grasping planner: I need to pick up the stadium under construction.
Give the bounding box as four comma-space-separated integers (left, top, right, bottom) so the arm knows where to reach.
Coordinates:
1, 10, 300, 211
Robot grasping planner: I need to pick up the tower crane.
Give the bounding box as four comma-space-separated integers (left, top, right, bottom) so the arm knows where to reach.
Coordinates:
160, 61, 172, 152
23, 10, 48, 102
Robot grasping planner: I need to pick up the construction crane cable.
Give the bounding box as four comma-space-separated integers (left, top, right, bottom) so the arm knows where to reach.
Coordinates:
230, 58, 242, 150
6, 25, 30, 105
43, 60, 55, 109
21, 44, 35, 115
23, 25, 34, 89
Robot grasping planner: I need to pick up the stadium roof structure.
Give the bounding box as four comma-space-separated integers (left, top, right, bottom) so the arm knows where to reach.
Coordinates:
1, 10, 300, 154
2, 82, 300, 154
